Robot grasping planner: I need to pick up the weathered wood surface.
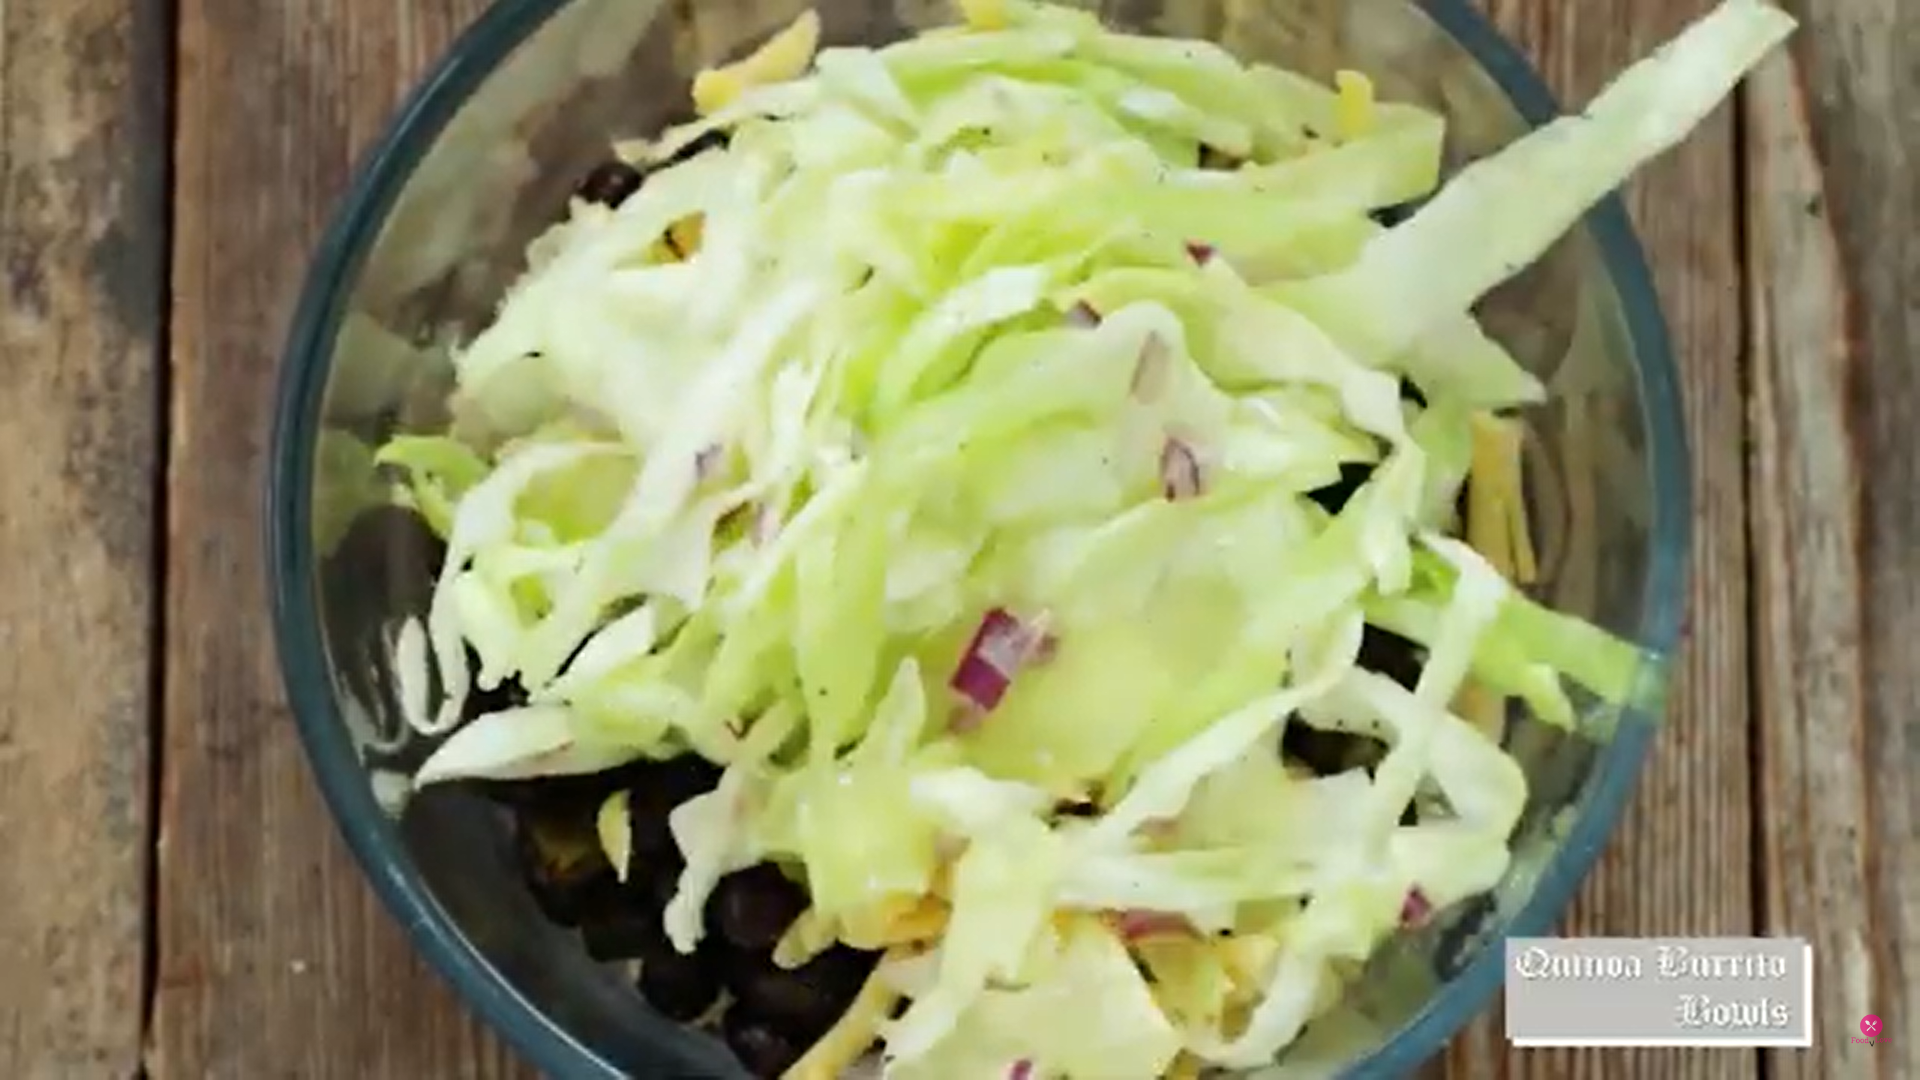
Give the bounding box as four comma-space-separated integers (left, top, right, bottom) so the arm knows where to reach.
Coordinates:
149, 1, 522, 1077
0, 0, 166, 1076
1743, 0, 1918, 1076
0, 0, 1901, 1076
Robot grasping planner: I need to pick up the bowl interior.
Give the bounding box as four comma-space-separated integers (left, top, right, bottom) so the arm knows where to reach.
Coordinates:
272, 0, 1687, 1075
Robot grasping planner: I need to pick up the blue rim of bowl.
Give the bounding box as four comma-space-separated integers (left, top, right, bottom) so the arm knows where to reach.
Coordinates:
266, 1, 1691, 1076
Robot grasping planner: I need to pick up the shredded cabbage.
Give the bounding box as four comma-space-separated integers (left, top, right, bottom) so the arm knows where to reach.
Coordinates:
382, 0, 1794, 1073
888, 916, 1183, 1079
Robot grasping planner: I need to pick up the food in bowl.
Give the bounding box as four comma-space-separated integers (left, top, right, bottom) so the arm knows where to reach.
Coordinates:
331, 0, 1792, 1075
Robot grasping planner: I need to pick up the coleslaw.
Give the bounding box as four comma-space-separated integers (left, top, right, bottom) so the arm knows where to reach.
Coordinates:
363, 1, 1796, 1075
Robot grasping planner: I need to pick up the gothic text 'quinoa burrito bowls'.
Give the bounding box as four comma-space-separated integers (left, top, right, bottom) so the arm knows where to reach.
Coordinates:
267, 0, 1792, 1076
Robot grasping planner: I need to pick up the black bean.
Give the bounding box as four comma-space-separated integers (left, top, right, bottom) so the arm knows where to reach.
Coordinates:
1305, 461, 1377, 516
595, 756, 691, 800
715, 940, 769, 982
627, 811, 678, 862
581, 903, 670, 963
723, 1010, 804, 1079
727, 945, 877, 1041
515, 812, 618, 927
1359, 626, 1426, 691
658, 754, 726, 797
639, 947, 723, 1022
643, 860, 687, 908
626, 756, 724, 857
712, 864, 808, 952
576, 160, 645, 208
1281, 723, 1387, 778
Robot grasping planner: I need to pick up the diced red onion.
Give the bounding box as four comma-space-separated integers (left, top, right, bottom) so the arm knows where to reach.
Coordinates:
1113, 909, 1191, 941
1008, 1061, 1035, 1080
718, 500, 779, 548
694, 443, 726, 483
751, 504, 780, 546
949, 608, 1054, 726
1130, 333, 1172, 403
1066, 301, 1101, 328
1400, 887, 1434, 928
974, 613, 1038, 672
1160, 437, 1204, 501
1185, 240, 1217, 266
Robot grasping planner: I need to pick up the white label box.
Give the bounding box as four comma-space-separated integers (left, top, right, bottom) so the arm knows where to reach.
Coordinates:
1504, 937, 1813, 1047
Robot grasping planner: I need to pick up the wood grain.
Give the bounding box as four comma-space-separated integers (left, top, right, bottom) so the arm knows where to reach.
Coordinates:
149, 1, 523, 1077
1744, 2, 1919, 1075
1443, 0, 1757, 1076
0, 0, 165, 1075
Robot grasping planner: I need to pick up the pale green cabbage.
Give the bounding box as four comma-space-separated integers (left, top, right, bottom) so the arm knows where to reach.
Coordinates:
381, 0, 1796, 1073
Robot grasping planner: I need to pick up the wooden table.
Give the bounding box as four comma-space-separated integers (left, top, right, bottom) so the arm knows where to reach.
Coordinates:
0, 0, 1911, 1076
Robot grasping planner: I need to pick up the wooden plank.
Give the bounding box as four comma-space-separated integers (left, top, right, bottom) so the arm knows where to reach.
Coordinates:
1444, 0, 1756, 1076
150, 1, 524, 1077
0, 0, 165, 1074
1743, 1, 1918, 1075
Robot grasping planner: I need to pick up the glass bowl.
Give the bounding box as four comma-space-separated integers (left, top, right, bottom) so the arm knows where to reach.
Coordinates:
266, 0, 1691, 1075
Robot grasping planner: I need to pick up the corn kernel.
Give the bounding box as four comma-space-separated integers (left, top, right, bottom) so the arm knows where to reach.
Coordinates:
691, 68, 747, 116
959, 0, 1009, 31
668, 214, 705, 258
1334, 69, 1377, 139
692, 10, 822, 115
